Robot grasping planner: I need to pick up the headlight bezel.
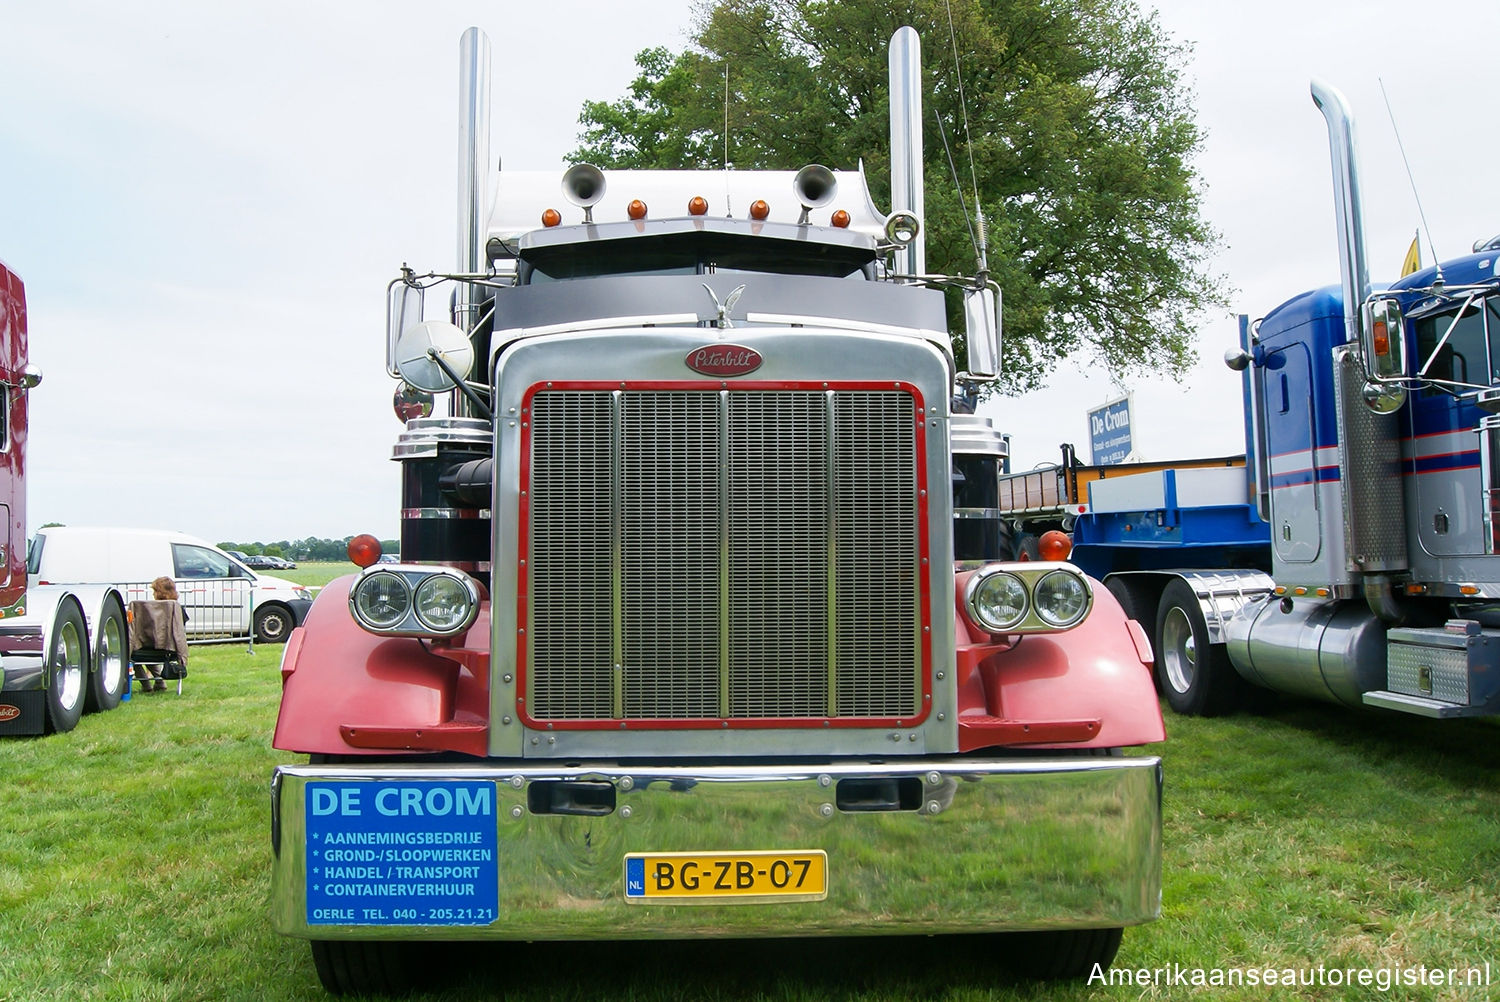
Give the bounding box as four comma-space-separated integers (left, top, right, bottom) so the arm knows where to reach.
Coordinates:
1032, 568, 1092, 629
964, 568, 1030, 633
348, 565, 483, 638
962, 562, 1094, 636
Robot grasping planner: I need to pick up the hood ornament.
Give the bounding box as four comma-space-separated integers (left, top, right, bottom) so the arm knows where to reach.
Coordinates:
702, 283, 746, 329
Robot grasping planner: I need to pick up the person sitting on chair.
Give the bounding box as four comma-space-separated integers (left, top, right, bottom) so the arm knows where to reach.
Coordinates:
133, 576, 188, 693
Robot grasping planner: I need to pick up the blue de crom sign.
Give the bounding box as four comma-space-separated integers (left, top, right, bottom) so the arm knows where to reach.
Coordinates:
1088, 396, 1133, 466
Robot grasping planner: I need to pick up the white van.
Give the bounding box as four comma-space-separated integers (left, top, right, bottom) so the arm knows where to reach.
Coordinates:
27, 527, 313, 644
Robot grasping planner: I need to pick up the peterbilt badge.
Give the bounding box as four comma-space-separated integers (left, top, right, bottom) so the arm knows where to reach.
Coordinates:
686, 344, 763, 377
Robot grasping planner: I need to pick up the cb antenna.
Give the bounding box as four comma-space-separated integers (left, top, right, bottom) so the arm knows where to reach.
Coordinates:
946, 0, 987, 275
1379, 78, 1442, 285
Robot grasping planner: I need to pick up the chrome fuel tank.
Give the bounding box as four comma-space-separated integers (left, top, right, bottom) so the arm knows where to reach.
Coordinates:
1226, 596, 1387, 708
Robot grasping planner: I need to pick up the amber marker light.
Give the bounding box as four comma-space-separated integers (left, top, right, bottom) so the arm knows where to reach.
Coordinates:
749, 199, 770, 220
830, 209, 851, 228
688, 196, 709, 216
627, 199, 648, 220
348, 534, 384, 569
1038, 530, 1073, 562
541, 208, 562, 227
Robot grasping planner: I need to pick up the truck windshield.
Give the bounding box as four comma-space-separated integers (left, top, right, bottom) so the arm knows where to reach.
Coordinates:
1415, 295, 1500, 389
523, 236, 871, 284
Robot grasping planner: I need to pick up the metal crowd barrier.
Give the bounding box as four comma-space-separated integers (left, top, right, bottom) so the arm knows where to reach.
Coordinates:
120, 578, 256, 647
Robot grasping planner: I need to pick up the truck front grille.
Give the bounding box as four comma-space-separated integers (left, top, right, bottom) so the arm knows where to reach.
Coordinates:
525, 387, 922, 723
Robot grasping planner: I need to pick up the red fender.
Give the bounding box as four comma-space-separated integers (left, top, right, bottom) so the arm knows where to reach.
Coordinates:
272, 575, 491, 757
953, 570, 1164, 751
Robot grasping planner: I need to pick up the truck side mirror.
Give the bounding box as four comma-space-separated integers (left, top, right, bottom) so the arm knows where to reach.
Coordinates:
963, 285, 1001, 379
1360, 297, 1406, 413
386, 279, 426, 378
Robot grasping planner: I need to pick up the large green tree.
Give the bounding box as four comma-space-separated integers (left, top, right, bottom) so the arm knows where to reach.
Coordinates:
570, 0, 1223, 392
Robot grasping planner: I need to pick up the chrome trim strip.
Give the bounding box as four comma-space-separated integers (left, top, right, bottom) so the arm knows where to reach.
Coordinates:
271, 756, 1161, 940
401, 508, 492, 520
493, 314, 701, 343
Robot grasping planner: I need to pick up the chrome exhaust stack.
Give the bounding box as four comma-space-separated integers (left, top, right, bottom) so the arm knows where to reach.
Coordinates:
888, 26, 925, 278
1311, 80, 1372, 351
455, 27, 491, 394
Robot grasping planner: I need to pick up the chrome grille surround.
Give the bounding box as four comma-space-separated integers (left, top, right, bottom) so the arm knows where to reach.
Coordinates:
523, 383, 925, 726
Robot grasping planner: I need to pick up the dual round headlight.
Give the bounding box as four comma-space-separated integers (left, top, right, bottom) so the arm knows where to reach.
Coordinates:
965, 564, 1092, 634
349, 566, 482, 638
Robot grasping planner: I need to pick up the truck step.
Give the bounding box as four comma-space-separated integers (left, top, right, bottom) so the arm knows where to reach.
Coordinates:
1360, 690, 1490, 719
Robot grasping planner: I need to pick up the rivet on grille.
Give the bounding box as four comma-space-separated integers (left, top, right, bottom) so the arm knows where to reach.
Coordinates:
530, 737, 539, 746
620, 805, 633, 819
909, 734, 917, 741
619, 777, 634, 791
620, 722, 628, 729
503, 674, 513, 683
936, 712, 945, 722
503, 715, 513, 725
510, 776, 524, 789
819, 803, 834, 818
927, 771, 942, 786
546, 382, 553, 388
818, 774, 832, 787
936, 670, 945, 680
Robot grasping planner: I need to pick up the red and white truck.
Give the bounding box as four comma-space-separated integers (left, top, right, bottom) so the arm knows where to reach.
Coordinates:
0, 258, 130, 735
269, 27, 1166, 995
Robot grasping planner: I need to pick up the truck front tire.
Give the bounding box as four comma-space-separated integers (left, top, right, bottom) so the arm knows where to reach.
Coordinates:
311, 940, 417, 996
996, 926, 1124, 979
1154, 580, 1239, 716
45, 602, 89, 733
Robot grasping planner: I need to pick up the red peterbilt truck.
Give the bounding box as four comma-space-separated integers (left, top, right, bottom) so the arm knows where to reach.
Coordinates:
0, 259, 130, 735
270, 27, 1166, 995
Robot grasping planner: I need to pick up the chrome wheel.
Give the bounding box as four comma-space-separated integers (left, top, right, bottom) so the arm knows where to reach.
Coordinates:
1159, 605, 1196, 695
56, 622, 83, 706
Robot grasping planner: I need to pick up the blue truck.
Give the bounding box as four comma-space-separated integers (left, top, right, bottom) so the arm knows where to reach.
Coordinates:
1069, 80, 1500, 721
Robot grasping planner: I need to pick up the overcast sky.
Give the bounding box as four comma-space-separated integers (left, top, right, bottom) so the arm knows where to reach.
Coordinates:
1, 0, 1496, 544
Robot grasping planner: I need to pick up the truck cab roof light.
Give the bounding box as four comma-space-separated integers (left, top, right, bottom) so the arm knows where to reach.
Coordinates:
627, 199, 648, 220
688, 196, 709, 216
541, 208, 562, 228
831, 209, 851, 228
750, 199, 770, 220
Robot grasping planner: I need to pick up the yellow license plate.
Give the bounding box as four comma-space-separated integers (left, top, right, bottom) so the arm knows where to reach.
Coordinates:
624, 850, 828, 903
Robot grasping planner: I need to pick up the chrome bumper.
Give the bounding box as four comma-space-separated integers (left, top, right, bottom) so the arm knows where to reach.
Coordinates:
270, 756, 1161, 940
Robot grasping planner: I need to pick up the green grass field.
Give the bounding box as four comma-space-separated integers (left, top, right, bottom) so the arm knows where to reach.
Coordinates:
1, 627, 1496, 1000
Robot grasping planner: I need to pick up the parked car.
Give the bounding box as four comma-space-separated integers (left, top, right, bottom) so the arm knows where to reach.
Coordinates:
242, 554, 279, 570
28, 527, 313, 644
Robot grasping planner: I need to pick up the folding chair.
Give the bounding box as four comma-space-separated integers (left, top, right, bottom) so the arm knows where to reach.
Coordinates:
129, 600, 189, 696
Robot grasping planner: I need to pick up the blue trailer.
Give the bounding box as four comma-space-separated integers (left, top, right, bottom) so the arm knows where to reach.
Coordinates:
1074, 80, 1500, 720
